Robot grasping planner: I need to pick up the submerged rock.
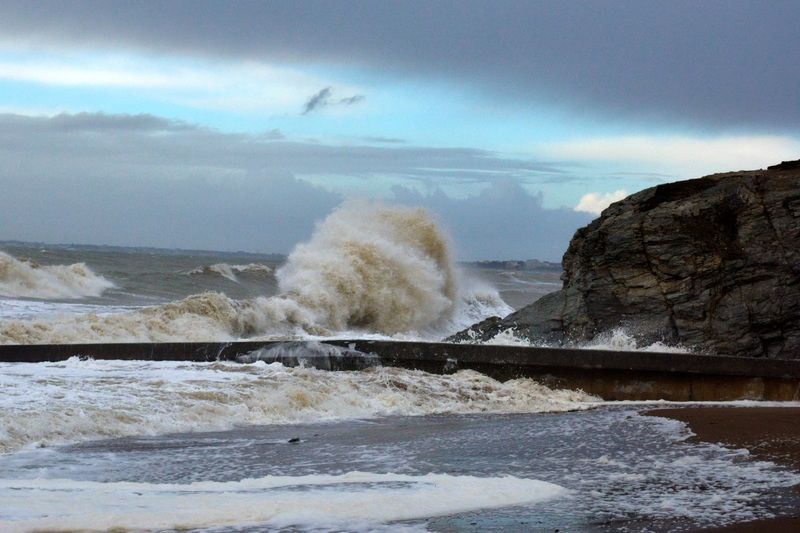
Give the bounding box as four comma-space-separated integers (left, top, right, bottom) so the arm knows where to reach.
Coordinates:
452, 161, 800, 358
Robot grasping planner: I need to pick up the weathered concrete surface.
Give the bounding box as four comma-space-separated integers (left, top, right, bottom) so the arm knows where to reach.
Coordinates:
1, 340, 798, 401
452, 161, 800, 358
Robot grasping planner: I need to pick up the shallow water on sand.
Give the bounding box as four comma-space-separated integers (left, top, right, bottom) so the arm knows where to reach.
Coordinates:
2, 407, 798, 532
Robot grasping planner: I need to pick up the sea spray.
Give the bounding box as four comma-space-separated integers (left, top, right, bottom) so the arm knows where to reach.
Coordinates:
469, 326, 690, 352
0, 251, 115, 299
277, 201, 458, 333
0, 203, 508, 343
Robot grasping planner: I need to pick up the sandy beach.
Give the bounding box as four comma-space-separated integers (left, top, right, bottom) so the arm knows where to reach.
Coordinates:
647, 407, 800, 532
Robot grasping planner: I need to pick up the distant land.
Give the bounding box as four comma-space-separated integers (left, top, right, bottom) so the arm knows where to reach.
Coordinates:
459, 259, 562, 271
2, 239, 560, 270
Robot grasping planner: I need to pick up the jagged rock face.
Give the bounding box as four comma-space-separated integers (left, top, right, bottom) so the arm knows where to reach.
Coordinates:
453, 161, 800, 358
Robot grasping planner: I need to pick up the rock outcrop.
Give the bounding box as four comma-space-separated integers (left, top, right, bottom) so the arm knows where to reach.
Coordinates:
452, 160, 800, 358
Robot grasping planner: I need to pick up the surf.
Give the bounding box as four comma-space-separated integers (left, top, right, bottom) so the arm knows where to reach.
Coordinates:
0, 355, 598, 454
0, 202, 510, 344
0, 251, 115, 299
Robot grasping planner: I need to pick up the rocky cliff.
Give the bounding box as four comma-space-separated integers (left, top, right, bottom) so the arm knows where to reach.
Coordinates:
452, 160, 800, 358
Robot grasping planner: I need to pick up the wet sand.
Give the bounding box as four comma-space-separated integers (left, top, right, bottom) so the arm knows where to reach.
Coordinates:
646, 407, 800, 532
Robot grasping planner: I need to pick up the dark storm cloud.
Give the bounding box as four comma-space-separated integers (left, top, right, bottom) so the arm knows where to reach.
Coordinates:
0, 1, 798, 130
0, 112, 584, 258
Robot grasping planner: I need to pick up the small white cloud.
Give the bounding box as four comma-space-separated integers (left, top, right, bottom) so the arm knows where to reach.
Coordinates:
574, 189, 627, 215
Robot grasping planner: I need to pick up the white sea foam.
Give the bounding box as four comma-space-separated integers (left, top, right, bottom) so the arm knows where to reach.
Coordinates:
0, 202, 510, 344
0, 357, 598, 454
0, 251, 114, 299
483, 328, 537, 347
476, 327, 691, 352
188, 262, 272, 282
582, 327, 690, 353
0, 471, 567, 532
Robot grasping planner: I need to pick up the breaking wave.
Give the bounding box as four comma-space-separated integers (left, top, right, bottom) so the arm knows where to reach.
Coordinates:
187, 262, 272, 282
471, 327, 690, 353
0, 356, 598, 454
0, 202, 509, 344
276, 201, 459, 333
0, 251, 114, 299
582, 328, 691, 353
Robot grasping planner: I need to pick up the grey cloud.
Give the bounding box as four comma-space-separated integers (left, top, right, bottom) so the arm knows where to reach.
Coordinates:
0, 1, 797, 130
0, 112, 583, 258
362, 136, 406, 144
0, 171, 341, 254
302, 87, 365, 114
391, 180, 592, 261
0, 112, 196, 133
0, 112, 564, 181
338, 94, 365, 105
48, 112, 196, 132
262, 128, 285, 140
302, 87, 332, 115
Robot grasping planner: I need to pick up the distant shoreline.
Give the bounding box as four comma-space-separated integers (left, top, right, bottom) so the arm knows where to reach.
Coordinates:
1, 239, 562, 268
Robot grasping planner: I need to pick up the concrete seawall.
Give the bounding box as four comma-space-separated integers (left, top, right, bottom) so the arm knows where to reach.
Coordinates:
1, 340, 799, 401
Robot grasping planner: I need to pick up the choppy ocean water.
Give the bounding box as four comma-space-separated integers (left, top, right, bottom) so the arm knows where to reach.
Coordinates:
0, 204, 544, 343
2, 401, 799, 532
2, 204, 795, 531
0, 201, 646, 350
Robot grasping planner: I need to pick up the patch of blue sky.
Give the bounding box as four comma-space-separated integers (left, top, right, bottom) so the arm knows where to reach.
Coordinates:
0, 45, 641, 149
0, 79, 178, 118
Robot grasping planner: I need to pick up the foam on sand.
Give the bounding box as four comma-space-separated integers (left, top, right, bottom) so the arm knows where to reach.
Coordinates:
0, 472, 568, 532
0, 251, 114, 299
0, 355, 598, 454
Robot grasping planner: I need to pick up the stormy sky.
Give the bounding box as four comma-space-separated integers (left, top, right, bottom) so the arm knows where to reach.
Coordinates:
0, 1, 798, 260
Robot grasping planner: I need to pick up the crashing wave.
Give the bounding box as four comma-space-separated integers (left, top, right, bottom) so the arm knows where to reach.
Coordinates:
276, 201, 458, 333
581, 327, 691, 353
0, 356, 598, 454
187, 263, 272, 282
0, 251, 115, 299
471, 326, 690, 352
0, 202, 508, 344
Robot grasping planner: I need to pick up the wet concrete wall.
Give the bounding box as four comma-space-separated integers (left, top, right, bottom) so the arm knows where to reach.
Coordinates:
1, 340, 798, 401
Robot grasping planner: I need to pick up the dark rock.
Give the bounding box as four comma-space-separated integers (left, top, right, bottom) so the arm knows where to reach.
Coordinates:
455, 161, 800, 358
445, 316, 503, 343
768, 160, 800, 171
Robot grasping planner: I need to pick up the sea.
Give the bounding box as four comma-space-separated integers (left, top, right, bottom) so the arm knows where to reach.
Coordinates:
1, 203, 799, 531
